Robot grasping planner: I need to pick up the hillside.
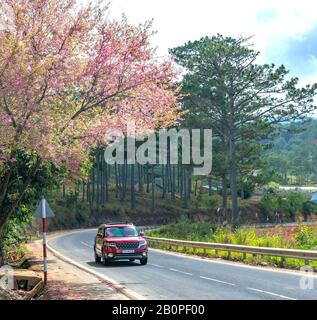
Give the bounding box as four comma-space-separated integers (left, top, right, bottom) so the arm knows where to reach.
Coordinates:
265, 118, 317, 185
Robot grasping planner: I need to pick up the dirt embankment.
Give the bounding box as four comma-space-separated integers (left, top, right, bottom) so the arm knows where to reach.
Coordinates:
256, 225, 317, 242
25, 238, 127, 300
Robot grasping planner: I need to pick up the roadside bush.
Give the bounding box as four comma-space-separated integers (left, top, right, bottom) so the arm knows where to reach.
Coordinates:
294, 227, 317, 250
260, 191, 308, 221
147, 219, 317, 270
148, 217, 216, 241
266, 182, 280, 194
3, 206, 31, 263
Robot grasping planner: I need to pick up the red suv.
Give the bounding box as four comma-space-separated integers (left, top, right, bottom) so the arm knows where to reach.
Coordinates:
94, 223, 148, 265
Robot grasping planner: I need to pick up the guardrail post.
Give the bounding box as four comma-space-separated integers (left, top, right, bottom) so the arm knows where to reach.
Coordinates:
243, 253, 246, 260
215, 249, 218, 257
305, 259, 310, 266
227, 251, 231, 259
280, 257, 285, 267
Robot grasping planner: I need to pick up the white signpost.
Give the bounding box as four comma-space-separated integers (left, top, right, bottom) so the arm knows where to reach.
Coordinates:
34, 197, 54, 286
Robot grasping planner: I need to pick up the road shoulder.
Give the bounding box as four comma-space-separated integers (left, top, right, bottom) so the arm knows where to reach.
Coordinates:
26, 239, 127, 300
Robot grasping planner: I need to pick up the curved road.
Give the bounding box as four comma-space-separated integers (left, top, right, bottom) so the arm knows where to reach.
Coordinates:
49, 230, 317, 300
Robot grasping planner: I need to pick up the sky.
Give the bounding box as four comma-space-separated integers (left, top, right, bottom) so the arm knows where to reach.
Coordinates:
104, 0, 317, 86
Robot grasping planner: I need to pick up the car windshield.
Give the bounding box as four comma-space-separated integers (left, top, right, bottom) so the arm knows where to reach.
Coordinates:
105, 226, 138, 237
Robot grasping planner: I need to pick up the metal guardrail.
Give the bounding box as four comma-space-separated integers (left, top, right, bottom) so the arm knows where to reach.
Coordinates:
244, 222, 317, 229
144, 236, 317, 262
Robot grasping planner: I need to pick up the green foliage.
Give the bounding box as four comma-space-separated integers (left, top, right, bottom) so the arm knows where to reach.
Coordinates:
3, 217, 28, 252
294, 227, 317, 250
260, 191, 308, 220
3, 207, 31, 262
147, 217, 216, 241
147, 219, 317, 269
0, 151, 64, 263
265, 119, 317, 185
170, 34, 317, 225
48, 193, 91, 229
149, 220, 285, 248
266, 182, 280, 193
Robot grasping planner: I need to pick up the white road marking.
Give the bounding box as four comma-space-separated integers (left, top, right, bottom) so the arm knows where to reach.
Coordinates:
149, 263, 165, 268
169, 268, 193, 276
149, 248, 317, 278
80, 241, 93, 249
247, 287, 296, 300
199, 276, 235, 286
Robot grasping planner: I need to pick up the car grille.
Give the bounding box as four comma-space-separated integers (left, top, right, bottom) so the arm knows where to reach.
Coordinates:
116, 242, 139, 250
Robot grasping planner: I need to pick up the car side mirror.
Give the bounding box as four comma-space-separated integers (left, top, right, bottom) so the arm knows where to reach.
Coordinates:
97, 233, 103, 238
139, 231, 145, 237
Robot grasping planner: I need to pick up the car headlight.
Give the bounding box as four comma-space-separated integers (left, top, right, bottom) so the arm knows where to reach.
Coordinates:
139, 240, 147, 247
105, 242, 117, 247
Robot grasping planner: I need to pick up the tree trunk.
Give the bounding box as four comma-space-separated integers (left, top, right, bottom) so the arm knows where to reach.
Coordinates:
131, 164, 136, 209
105, 162, 109, 201
151, 166, 155, 211
221, 174, 228, 222
96, 154, 100, 207
229, 135, 239, 228
87, 179, 91, 203
171, 165, 175, 200
183, 169, 188, 208
114, 163, 119, 198
138, 164, 143, 192
241, 187, 245, 200
91, 167, 95, 205
146, 166, 150, 193
180, 167, 183, 198
188, 173, 192, 199
177, 166, 180, 193
194, 179, 198, 196
162, 164, 166, 198
82, 180, 85, 201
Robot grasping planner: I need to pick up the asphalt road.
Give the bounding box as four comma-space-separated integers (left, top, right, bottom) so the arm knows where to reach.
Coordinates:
49, 230, 317, 300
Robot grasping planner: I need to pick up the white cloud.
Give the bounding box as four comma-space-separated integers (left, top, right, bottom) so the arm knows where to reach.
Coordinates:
76, 0, 317, 86
107, 0, 317, 59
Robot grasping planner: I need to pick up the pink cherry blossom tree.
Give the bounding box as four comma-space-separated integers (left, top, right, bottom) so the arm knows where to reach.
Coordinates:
0, 0, 180, 241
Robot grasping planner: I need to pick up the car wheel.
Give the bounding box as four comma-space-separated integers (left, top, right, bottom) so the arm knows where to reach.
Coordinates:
129, 259, 135, 262
140, 258, 148, 265
94, 250, 101, 263
102, 255, 109, 266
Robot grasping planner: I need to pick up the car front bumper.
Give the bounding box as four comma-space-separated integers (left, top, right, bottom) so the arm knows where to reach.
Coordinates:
105, 252, 147, 260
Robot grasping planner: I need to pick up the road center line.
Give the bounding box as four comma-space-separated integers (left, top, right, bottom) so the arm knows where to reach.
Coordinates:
149, 263, 165, 268
247, 287, 296, 300
199, 276, 235, 286
169, 268, 193, 276
80, 241, 93, 249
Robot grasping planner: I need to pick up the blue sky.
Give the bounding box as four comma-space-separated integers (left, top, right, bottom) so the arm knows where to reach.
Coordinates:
106, 0, 317, 86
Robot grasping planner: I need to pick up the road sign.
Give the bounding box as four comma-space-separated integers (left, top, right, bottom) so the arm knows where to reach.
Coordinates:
33, 198, 54, 286
34, 199, 55, 218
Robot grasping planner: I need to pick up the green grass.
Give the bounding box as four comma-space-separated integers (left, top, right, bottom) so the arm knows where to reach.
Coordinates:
146, 219, 317, 270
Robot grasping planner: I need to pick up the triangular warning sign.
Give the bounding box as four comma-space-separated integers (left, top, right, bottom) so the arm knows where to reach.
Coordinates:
34, 198, 55, 218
